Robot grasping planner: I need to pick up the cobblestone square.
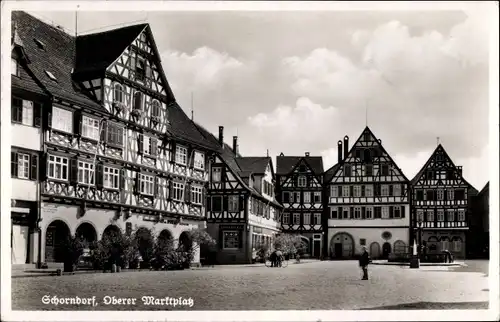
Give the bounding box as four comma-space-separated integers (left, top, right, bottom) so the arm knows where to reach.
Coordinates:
11, 260, 489, 311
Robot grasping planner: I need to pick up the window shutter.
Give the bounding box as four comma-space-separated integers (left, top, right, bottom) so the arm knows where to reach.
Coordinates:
11, 152, 18, 177
361, 185, 365, 197
338, 186, 342, 197
154, 177, 159, 196
389, 185, 393, 196
73, 111, 82, 136
444, 189, 448, 201
185, 183, 191, 203
70, 157, 78, 185
389, 206, 394, 219
96, 162, 104, 189
47, 111, 52, 128
239, 195, 245, 211
294, 176, 298, 186
151, 138, 158, 157
361, 207, 366, 219
202, 186, 207, 208
168, 180, 173, 200
349, 207, 354, 219
350, 186, 354, 197
223, 196, 228, 211
133, 173, 139, 194
100, 120, 107, 142
190, 150, 195, 168
137, 134, 144, 155
219, 229, 223, 249
238, 231, 243, 249
401, 206, 405, 218
171, 142, 176, 163
30, 154, 38, 180
375, 207, 381, 219
130, 50, 136, 69
34, 103, 42, 127
120, 168, 126, 190
40, 153, 48, 180
207, 194, 211, 211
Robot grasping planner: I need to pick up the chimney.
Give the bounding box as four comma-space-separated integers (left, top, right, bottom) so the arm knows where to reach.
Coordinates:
305, 152, 310, 157
337, 140, 343, 163
218, 126, 224, 147
343, 135, 349, 158
233, 136, 238, 154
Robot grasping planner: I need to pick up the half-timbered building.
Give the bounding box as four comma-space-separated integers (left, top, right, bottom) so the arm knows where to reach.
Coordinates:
411, 144, 478, 259
195, 125, 282, 264
468, 182, 489, 259
12, 11, 218, 267
275, 153, 325, 258
10, 21, 49, 265
325, 127, 411, 260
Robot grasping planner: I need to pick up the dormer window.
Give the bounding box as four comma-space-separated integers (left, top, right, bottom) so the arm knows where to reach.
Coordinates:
11, 58, 20, 76
34, 38, 45, 50
113, 83, 125, 104
133, 91, 143, 110
45, 70, 57, 82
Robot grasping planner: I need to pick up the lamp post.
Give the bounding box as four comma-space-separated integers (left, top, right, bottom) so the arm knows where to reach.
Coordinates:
410, 216, 423, 269
417, 218, 423, 258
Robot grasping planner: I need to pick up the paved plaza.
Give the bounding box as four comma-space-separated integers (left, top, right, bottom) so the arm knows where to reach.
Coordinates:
11, 260, 489, 311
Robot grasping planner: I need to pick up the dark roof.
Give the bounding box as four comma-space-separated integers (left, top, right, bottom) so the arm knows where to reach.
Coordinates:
12, 11, 102, 110
323, 163, 341, 184
235, 157, 271, 175
479, 182, 489, 196
74, 24, 147, 77
276, 156, 324, 175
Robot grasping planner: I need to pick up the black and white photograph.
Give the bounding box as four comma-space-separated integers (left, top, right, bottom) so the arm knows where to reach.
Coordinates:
1, 1, 498, 321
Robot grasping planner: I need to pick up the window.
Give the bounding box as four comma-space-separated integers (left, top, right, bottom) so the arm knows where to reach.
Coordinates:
360, 238, 367, 246
365, 164, 373, 176
393, 184, 402, 196
293, 192, 301, 203
104, 166, 120, 189
175, 145, 188, 165
140, 174, 154, 195
447, 209, 455, 221
447, 189, 454, 201
212, 167, 222, 182
437, 209, 444, 221
107, 122, 124, 147
303, 213, 311, 225
48, 155, 69, 180
453, 239, 462, 252
381, 185, 389, 196
366, 207, 373, 219
416, 190, 424, 201
343, 208, 349, 219
454, 189, 465, 200
365, 185, 373, 197
172, 182, 184, 201
151, 100, 161, 118
78, 161, 95, 185
381, 164, 389, 176
344, 164, 352, 177
191, 185, 203, 205
440, 239, 449, 251
282, 191, 290, 203
113, 83, 125, 104
52, 106, 73, 133
12, 58, 20, 76
223, 231, 240, 249
330, 207, 338, 219
353, 186, 361, 197
354, 207, 361, 219
303, 192, 311, 203
427, 210, 435, 222
283, 213, 290, 224
426, 190, 434, 201
133, 91, 143, 110
437, 189, 444, 201
21, 100, 33, 126
314, 213, 321, 225
16, 153, 30, 179
12, 98, 35, 126
194, 151, 205, 170
293, 213, 300, 225
394, 240, 406, 254
82, 116, 100, 141
394, 206, 401, 218
45, 70, 57, 81
314, 192, 321, 203
438, 171, 446, 180
458, 209, 466, 221
228, 195, 239, 212
417, 209, 424, 222
212, 196, 222, 212
298, 176, 307, 187
381, 206, 389, 219
136, 59, 146, 82
342, 186, 349, 197
330, 186, 338, 197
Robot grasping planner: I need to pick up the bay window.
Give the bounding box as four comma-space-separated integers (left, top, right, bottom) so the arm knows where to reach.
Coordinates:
106, 122, 124, 147
78, 161, 95, 185
194, 151, 205, 170
52, 106, 73, 133
48, 155, 69, 180
82, 116, 100, 141
175, 145, 188, 165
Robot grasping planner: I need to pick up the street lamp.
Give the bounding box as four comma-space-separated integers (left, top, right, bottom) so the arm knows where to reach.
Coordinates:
417, 218, 424, 258
410, 216, 424, 269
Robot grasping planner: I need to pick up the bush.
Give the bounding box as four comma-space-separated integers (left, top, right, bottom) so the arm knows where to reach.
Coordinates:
89, 232, 137, 270
273, 234, 307, 256
61, 235, 88, 272
135, 229, 154, 268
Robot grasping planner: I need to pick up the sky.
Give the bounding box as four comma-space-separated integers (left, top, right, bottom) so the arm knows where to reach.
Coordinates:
27, 5, 492, 190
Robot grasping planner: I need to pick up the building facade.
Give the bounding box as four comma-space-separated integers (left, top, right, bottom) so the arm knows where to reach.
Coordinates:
12, 11, 218, 266
467, 182, 489, 259
275, 153, 325, 258
325, 127, 411, 260
410, 144, 477, 259
197, 125, 282, 264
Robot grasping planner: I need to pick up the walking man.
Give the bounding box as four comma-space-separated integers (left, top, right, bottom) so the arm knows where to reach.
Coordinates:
359, 246, 371, 280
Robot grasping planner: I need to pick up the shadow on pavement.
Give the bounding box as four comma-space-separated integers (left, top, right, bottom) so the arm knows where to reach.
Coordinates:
361, 301, 489, 310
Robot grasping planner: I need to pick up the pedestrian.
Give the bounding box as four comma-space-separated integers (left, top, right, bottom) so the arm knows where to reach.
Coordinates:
359, 246, 370, 280
252, 248, 257, 264
275, 249, 283, 267
270, 250, 277, 267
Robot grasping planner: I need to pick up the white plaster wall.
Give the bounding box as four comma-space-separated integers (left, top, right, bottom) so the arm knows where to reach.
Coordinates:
12, 179, 38, 201
248, 213, 280, 232
328, 227, 409, 256
12, 124, 41, 150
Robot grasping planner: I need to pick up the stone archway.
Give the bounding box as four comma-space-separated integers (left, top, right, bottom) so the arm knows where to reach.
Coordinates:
179, 231, 193, 252
45, 220, 70, 262
329, 232, 354, 259
102, 225, 122, 241
299, 236, 310, 256
135, 227, 154, 266
382, 242, 392, 259
369, 242, 381, 259
157, 229, 174, 249
75, 223, 98, 246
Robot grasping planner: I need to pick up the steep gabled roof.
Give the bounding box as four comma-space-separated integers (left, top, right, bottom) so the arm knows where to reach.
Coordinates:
235, 157, 271, 175
479, 181, 489, 196
323, 163, 341, 184
410, 144, 475, 189
12, 11, 102, 110
276, 156, 324, 175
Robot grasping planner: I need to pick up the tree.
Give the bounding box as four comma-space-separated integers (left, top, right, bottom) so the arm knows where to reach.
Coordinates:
177, 228, 216, 267
61, 235, 88, 272
273, 234, 307, 255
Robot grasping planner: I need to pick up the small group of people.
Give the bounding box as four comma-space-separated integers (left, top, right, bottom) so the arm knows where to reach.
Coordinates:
269, 249, 284, 267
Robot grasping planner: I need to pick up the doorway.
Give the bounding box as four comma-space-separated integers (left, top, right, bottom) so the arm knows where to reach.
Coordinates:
313, 240, 321, 258
382, 242, 392, 259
